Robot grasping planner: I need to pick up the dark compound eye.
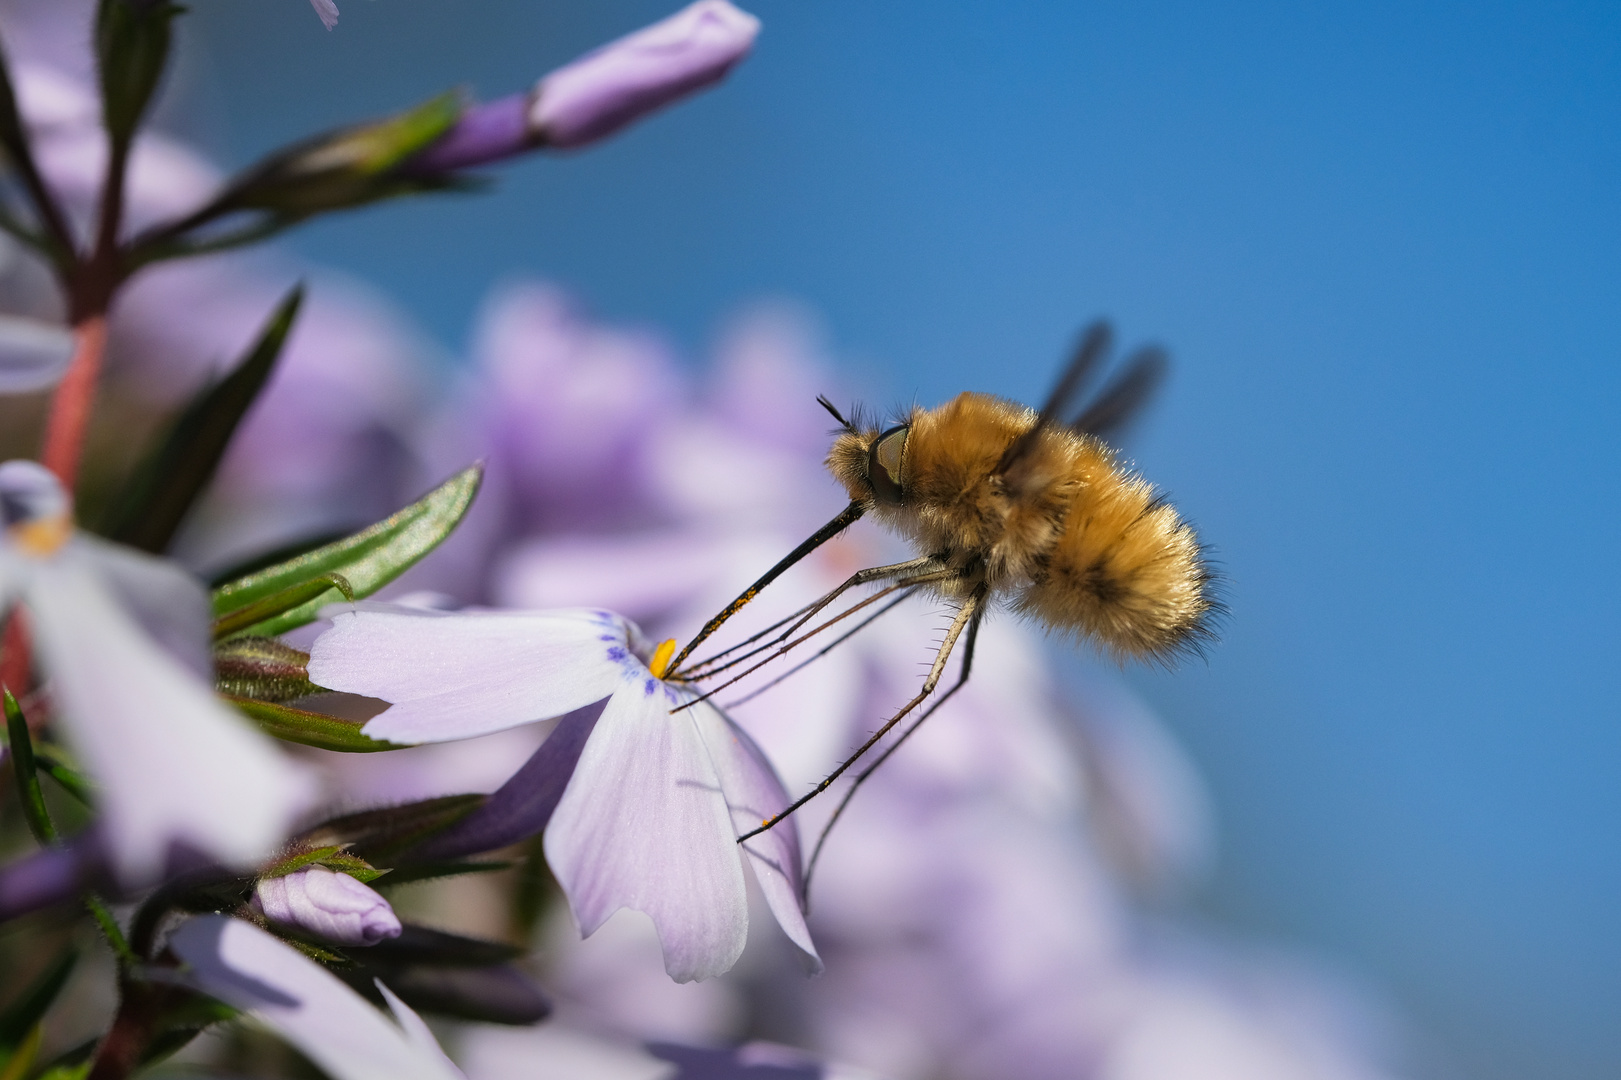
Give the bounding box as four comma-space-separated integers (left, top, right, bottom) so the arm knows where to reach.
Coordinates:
867, 424, 910, 505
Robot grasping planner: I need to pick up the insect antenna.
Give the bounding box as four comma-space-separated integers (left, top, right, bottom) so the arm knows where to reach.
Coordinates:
736, 585, 987, 845
1070, 344, 1168, 443
995, 320, 1112, 476
666, 500, 866, 676
816, 394, 857, 431
800, 605, 982, 905
722, 588, 918, 710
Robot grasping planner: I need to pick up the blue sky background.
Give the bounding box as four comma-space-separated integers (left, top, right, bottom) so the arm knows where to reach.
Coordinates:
180, 3, 1620, 1077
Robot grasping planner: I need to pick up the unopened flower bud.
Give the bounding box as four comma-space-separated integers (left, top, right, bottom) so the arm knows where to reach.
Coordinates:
254, 864, 401, 946
407, 1, 759, 176
531, 0, 760, 149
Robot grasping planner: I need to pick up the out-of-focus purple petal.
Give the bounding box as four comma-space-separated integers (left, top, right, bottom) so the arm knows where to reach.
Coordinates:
406, 94, 531, 175
0, 836, 104, 922
545, 675, 747, 983
310, 0, 339, 30
647, 1041, 826, 1079
26, 560, 313, 885
309, 606, 627, 743
169, 915, 465, 1080
255, 865, 402, 946
0, 314, 73, 393
74, 534, 213, 678
460, 1022, 675, 1080
689, 704, 819, 972
404, 703, 601, 862
530, 1, 760, 150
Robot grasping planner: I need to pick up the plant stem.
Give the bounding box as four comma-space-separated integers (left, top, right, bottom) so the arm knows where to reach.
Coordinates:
39, 315, 110, 491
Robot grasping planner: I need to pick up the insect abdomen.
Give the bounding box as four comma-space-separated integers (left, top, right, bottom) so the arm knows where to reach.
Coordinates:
1016, 445, 1212, 661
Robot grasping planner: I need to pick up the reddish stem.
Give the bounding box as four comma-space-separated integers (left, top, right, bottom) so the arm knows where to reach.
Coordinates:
40, 315, 110, 491
0, 610, 29, 702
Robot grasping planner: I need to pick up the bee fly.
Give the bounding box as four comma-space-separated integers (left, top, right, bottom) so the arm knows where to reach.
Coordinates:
663, 320, 1218, 878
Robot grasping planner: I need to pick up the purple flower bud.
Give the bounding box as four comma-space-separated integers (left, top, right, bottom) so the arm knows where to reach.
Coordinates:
254, 865, 402, 946
529, 0, 760, 149
404, 2, 758, 175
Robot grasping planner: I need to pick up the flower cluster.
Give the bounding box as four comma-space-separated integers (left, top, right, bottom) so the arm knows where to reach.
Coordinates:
0, 3, 1404, 1080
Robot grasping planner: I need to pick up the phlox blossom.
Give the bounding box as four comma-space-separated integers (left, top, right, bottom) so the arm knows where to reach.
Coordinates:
0, 460, 310, 885
308, 604, 818, 982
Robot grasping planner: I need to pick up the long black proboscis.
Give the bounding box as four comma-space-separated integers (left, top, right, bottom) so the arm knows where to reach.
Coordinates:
667, 500, 866, 674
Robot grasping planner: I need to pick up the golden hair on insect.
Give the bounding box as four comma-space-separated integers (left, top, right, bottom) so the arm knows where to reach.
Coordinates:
665, 320, 1218, 879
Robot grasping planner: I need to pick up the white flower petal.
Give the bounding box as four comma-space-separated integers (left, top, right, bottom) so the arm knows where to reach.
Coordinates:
375, 982, 466, 1079
169, 915, 463, 1080
74, 534, 213, 678
0, 314, 74, 393
309, 606, 628, 744
690, 702, 821, 972
26, 559, 311, 884
545, 674, 747, 983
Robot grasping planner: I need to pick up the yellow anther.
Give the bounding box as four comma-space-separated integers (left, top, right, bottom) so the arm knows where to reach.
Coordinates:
648, 638, 679, 680
10, 514, 71, 557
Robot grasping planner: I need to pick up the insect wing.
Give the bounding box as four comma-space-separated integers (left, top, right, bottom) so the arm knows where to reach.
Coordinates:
995, 320, 1112, 475
1068, 345, 1168, 444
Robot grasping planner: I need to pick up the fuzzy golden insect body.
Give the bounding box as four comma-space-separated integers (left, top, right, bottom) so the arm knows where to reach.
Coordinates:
828, 389, 1211, 661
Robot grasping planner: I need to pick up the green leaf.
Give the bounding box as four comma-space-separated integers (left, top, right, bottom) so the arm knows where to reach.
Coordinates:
4, 691, 56, 845
211, 463, 482, 636
299, 795, 487, 865
212, 573, 352, 641
261, 845, 343, 879
374, 860, 512, 887
213, 636, 318, 703
226, 697, 402, 753
31, 744, 94, 807
0, 947, 77, 1056
95, 0, 182, 148
132, 92, 464, 265
319, 850, 389, 884
103, 287, 302, 553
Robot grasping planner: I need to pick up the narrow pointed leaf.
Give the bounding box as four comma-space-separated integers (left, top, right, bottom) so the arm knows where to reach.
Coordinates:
226, 697, 402, 753
0, 946, 78, 1055
213, 636, 319, 703
211, 464, 482, 636
4, 691, 57, 844
32, 744, 94, 807
299, 795, 488, 865
104, 287, 303, 552
96, 0, 182, 147
212, 573, 352, 641
374, 860, 511, 887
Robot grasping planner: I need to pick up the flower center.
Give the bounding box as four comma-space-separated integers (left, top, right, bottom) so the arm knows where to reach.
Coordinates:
648, 637, 678, 679
8, 513, 71, 557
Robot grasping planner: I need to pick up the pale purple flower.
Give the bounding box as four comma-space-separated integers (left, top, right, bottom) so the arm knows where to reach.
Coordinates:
0, 313, 74, 392
0, 460, 312, 885
308, 604, 818, 983
311, 0, 339, 31
530, 1, 760, 150
169, 914, 465, 1080
254, 864, 403, 946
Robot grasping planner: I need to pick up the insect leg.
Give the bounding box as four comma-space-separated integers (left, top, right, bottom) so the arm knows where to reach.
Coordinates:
674, 568, 956, 709
722, 587, 918, 709
735, 586, 985, 843
678, 554, 942, 681
801, 597, 984, 902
